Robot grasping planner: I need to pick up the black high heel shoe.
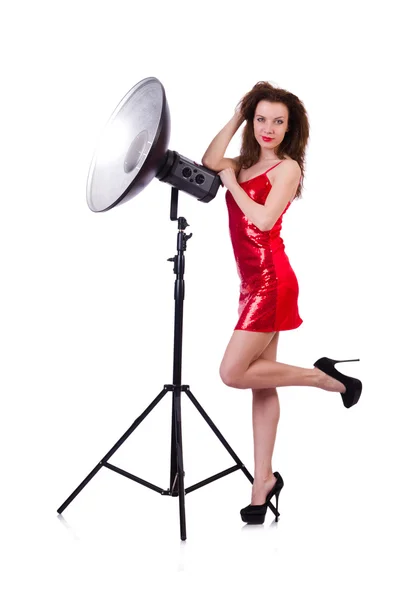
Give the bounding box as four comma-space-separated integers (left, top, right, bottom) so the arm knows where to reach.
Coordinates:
240, 472, 284, 525
313, 357, 362, 408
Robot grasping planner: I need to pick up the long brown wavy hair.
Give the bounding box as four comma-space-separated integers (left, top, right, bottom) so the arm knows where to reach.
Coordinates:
237, 81, 310, 199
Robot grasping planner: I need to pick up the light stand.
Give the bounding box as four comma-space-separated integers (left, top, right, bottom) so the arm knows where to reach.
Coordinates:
57, 186, 279, 540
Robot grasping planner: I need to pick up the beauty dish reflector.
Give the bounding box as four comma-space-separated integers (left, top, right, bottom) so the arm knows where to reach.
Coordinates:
86, 77, 221, 213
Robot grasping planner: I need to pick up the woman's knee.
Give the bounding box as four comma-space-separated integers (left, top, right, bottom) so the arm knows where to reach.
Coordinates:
219, 362, 243, 388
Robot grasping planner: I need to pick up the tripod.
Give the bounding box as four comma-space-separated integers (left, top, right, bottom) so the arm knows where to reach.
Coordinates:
57, 187, 279, 540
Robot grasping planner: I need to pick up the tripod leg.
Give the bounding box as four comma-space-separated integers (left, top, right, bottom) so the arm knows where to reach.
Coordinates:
57, 463, 103, 515
57, 387, 169, 514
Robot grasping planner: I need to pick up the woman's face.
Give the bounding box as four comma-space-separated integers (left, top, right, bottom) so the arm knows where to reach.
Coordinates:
253, 100, 289, 153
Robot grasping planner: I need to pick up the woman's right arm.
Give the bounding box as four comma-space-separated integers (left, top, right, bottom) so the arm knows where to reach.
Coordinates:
201, 112, 244, 173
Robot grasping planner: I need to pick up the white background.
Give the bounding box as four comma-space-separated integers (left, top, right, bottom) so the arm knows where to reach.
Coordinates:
1, 0, 396, 598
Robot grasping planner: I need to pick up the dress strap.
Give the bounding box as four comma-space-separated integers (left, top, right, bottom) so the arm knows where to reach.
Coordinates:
264, 161, 284, 175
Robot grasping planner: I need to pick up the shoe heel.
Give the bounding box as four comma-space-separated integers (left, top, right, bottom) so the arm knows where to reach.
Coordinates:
334, 358, 360, 364
314, 357, 360, 370
275, 490, 281, 522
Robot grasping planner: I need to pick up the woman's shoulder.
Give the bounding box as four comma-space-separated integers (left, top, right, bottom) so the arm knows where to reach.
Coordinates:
282, 155, 298, 165
281, 156, 301, 175
272, 158, 301, 193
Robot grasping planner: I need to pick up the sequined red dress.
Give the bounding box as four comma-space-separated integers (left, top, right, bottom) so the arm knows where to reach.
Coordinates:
225, 161, 303, 333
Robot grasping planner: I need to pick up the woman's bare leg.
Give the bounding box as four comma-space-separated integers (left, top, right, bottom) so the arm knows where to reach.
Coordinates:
219, 329, 281, 504
219, 330, 346, 393
250, 331, 280, 504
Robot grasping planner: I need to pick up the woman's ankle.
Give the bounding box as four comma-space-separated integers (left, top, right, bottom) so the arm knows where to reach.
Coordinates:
254, 470, 274, 483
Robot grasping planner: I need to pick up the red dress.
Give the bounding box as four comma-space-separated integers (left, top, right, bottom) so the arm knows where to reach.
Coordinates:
225, 161, 303, 333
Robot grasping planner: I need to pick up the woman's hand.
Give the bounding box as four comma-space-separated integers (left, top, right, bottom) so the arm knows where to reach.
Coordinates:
219, 167, 238, 190
233, 101, 245, 126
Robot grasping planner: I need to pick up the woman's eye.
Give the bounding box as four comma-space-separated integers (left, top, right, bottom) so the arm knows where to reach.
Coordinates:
257, 118, 283, 124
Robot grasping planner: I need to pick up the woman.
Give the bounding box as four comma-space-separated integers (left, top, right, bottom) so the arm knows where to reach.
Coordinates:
201, 81, 362, 525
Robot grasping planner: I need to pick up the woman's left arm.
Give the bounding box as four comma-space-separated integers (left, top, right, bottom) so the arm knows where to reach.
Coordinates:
221, 162, 301, 231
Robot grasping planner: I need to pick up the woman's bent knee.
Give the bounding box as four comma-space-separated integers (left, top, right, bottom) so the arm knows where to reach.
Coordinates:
219, 363, 242, 388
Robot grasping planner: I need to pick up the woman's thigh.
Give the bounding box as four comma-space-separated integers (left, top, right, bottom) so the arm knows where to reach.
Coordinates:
258, 330, 279, 362
219, 329, 277, 383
